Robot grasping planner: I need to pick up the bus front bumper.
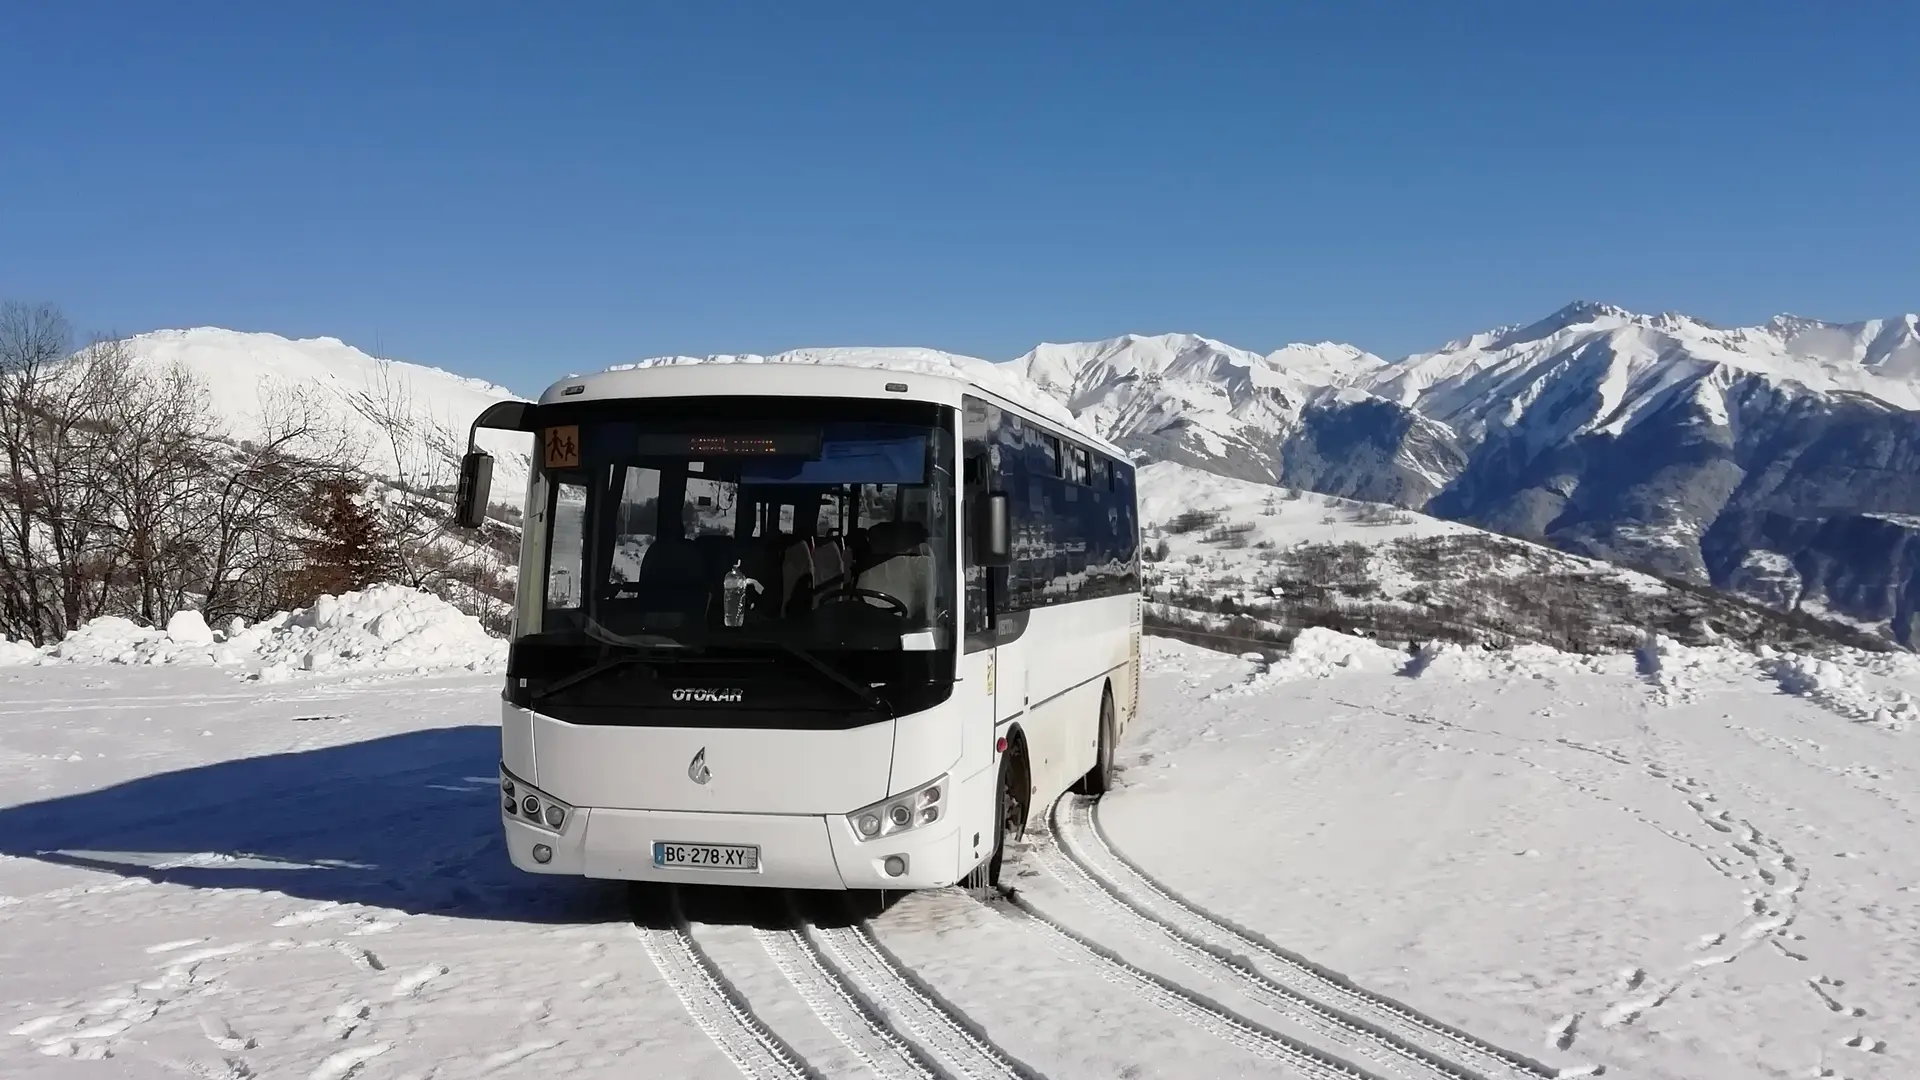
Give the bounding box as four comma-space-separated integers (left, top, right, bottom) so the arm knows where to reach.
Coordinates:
503, 804, 972, 891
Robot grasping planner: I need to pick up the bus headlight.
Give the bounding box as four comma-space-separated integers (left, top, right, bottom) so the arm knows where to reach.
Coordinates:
847, 775, 948, 843
500, 764, 572, 835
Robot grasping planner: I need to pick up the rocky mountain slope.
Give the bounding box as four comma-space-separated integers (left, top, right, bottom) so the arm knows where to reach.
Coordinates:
1010, 305, 1920, 645
1136, 462, 1884, 657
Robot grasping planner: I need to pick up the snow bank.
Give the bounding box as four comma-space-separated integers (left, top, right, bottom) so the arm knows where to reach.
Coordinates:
1766, 653, 1918, 729
31, 586, 504, 679
51, 615, 226, 666
0, 636, 38, 666
1407, 640, 1616, 680
1214, 628, 1405, 696
1278, 628, 1406, 677
244, 586, 506, 681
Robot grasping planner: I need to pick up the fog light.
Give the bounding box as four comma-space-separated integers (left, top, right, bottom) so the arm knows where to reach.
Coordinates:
857, 813, 881, 837
522, 795, 540, 818
882, 855, 906, 877
544, 804, 565, 829
888, 804, 912, 827
920, 806, 939, 824
532, 844, 553, 864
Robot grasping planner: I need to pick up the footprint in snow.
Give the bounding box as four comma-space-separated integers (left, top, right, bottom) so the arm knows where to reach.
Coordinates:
325, 1001, 370, 1040
309, 1042, 391, 1080
276, 904, 342, 928
332, 943, 385, 972
479, 1040, 559, 1073
391, 964, 448, 999
198, 1016, 255, 1052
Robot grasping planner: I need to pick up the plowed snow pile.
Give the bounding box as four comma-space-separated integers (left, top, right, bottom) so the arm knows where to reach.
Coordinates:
24, 585, 504, 678
0, 636, 36, 666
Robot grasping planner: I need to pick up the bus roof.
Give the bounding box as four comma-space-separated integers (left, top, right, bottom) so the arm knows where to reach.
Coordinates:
541, 359, 1125, 458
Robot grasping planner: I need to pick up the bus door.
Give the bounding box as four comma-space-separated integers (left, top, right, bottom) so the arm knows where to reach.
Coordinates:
961, 398, 1010, 782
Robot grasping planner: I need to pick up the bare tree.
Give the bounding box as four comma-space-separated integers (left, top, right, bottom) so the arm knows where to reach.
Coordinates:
343, 358, 514, 621
0, 302, 69, 641
198, 387, 357, 623
0, 311, 126, 642
91, 344, 222, 626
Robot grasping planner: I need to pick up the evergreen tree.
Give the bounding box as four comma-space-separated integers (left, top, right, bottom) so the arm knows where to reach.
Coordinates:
287, 476, 395, 604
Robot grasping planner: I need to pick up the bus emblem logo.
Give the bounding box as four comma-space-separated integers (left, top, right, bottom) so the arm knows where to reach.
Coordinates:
688, 748, 711, 785
673, 687, 744, 703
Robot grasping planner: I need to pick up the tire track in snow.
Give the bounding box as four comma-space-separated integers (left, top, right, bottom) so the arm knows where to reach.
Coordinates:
983, 887, 1386, 1080
754, 916, 943, 1080
807, 909, 1036, 1080
1075, 798, 1574, 1080
631, 890, 824, 1080
1042, 797, 1500, 1080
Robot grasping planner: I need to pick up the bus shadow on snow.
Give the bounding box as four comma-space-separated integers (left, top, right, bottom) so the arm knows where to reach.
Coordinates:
0, 725, 626, 925
0, 724, 918, 927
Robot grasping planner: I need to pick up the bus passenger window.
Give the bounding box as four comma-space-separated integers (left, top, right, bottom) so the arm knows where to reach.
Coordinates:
1071, 446, 1092, 486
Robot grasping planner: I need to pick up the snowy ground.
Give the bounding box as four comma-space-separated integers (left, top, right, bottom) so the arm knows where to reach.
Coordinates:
3, 635, 1916, 1079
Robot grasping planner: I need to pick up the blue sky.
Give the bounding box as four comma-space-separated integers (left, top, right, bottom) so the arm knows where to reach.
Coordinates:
2, 2, 1914, 394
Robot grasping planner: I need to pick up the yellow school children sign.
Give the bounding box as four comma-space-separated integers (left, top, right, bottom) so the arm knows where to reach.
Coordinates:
543, 426, 580, 469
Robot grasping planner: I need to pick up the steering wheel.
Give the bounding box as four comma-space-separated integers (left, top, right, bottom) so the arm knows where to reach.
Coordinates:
821, 587, 908, 616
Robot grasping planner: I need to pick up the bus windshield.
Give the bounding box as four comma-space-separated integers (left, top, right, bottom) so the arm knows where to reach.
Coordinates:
515, 397, 957, 695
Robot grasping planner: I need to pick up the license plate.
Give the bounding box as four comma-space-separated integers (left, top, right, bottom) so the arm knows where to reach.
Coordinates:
653, 841, 761, 871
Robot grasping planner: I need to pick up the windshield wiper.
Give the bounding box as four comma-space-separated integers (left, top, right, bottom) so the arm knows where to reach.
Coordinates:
725, 635, 892, 716
581, 619, 693, 651
535, 628, 693, 700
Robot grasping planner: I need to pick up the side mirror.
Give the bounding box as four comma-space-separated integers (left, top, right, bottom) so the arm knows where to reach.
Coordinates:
977, 491, 1011, 567
454, 450, 494, 529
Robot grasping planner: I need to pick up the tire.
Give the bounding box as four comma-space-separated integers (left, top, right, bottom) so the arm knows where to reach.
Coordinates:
984, 748, 1026, 888
1073, 688, 1117, 797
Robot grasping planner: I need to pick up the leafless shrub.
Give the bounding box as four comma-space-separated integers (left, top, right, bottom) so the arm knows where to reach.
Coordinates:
1164, 509, 1222, 535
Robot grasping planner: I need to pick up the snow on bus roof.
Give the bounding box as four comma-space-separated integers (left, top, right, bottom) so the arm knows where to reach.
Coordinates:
592, 347, 1104, 446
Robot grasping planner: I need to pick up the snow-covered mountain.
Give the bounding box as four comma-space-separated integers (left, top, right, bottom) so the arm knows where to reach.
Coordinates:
113, 304, 1920, 646
121, 328, 535, 497
1005, 304, 1920, 645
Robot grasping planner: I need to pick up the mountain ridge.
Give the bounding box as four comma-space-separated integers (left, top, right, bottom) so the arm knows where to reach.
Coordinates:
108, 300, 1920, 645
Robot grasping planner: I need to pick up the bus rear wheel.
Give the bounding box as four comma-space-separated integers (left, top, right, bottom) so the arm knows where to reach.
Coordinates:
1073, 687, 1116, 798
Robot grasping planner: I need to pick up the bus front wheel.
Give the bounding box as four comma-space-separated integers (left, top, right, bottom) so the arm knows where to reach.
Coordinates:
983, 743, 1027, 889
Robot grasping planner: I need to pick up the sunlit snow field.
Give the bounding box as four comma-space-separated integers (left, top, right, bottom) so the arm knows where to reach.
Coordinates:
2, 631, 1916, 1079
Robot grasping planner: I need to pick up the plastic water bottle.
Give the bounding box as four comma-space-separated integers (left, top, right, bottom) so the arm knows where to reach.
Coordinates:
722, 560, 762, 628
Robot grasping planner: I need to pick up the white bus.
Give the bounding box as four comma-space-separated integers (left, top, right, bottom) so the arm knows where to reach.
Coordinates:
456, 362, 1141, 891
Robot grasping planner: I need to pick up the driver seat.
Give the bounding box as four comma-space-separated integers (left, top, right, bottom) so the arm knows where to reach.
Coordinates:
856, 520, 932, 622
